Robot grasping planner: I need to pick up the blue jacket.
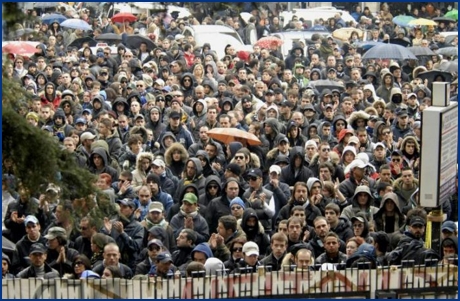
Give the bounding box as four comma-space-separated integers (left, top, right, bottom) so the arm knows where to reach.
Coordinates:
152, 188, 174, 216
191, 243, 214, 260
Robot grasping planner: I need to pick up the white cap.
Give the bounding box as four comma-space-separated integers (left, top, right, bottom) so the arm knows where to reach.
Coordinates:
80, 132, 96, 141
349, 159, 366, 169
242, 241, 259, 256
305, 140, 318, 149
356, 152, 369, 165
175, 34, 185, 40
347, 136, 360, 145
269, 165, 281, 175
373, 142, 386, 150
152, 159, 165, 168
154, 78, 165, 86
342, 145, 357, 156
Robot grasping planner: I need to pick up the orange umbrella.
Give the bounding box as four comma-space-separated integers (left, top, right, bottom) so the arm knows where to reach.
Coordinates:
207, 128, 261, 146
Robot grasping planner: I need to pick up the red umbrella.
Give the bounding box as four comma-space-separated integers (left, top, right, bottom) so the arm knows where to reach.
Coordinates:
111, 12, 137, 23
2, 42, 37, 56
255, 36, 283, 49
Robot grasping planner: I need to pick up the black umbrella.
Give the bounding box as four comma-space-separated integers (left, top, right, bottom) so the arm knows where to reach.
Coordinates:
68, 37, 97, 49
417, 70, 453, 85
125, 34, 156, 51
95, 33, 122, 44
433, 17, 456, 24
382, 38, 411, 47
308, 80, 345, 93
2, 236, 15, 252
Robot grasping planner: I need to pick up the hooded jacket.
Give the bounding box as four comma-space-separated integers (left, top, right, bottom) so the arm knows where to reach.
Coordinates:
206, 178, 245, 233
88, 147, 119, 181
191, 243, 214, 261
199, 175, 222, 207
170, 200, 210, 244
180, 72, 196, 99
373, 192, 405, 233
285, 42, 307, 70
131, 152, 154, 192
347, 111, 370, 130
164, 141, 187, 178
174, 158, 206, 200
146, 106, 166, 140
240, 208, 270, 256
196, 150, 218, 178
279, 146, 314, 187
341, 186, 379, 222
375, 72, 395, 102
40, 82, 61, 110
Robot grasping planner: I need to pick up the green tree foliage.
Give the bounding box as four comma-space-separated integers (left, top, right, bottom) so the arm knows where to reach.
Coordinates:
2, 75, 97, 201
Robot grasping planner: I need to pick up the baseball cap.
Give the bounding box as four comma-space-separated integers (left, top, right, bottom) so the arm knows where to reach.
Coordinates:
134, 113, 144, 120
24, 215, 39, 225
80, 132, 96, 141
410, 216, 426, 227
82, 108, 92, 115
407, 93, 417, 99
44, 227, 67, 240
80, 270, 101, 279
116, 198, 137, 209
396, 108, 408, 117
280, 100, 294, 108
75, 117, 87, 125
149, 202, 164, 213
29, 243, 47, 255
169, 111, 181, 119
154, 78, 165, 86
264, 89, 274, 95
441, 221, 457, 233
148, 239, 164, 248
152, 159, 166, 168
324, 103, 334, 110
348, 136, 360, 145
156, 251, 173, 263
277, 136, 289, 145
242, 241, 259, 256
226, 163, 241, 176
269, 165, 281, 175
247, 168, 263, 178
351, 216, 365, 223
182, 193, 198, 204
373, 142, 386, 150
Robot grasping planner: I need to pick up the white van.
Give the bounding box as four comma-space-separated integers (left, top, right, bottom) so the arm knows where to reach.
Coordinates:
182, 25, 253, 60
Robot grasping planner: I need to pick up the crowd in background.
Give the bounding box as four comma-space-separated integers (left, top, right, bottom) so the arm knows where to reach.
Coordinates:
2, 2, 458, 281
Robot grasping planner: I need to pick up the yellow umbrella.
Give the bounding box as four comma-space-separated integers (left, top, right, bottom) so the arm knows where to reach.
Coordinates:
408, 18, 438, 26
332, 28, 364, 41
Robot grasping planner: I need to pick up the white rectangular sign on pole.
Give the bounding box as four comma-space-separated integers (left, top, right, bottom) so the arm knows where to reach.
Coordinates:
419, 102, 458, 207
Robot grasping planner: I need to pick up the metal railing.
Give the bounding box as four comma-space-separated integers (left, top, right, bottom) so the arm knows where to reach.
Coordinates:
2, 263, 457, 299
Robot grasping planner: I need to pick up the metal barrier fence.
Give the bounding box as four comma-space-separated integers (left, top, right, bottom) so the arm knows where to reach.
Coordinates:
2, 263, 457, 299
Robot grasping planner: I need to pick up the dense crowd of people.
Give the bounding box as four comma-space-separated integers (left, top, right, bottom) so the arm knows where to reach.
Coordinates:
2, 2, 459, 281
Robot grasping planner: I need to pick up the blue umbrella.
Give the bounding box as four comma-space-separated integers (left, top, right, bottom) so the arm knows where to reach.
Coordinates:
362, 44, 418, 61
355, 41, 384, 51
60, 19, 92, 31
41, 13, 67, 25
392, 15, 416, 27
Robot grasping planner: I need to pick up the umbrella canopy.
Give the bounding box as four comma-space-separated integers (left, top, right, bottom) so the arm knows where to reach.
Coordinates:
255, 36, 283, 49
408, 18, 438, 26
207, 128, 261, 146
2, 41, 38, 56
392, 15, 416, 27
2, 236, 16, 252
436, 47, 458, 57
407, 46, 435, 56
112, 12, 137, 23
437, 61, 458, 73
41, 13, 67, 25
95, 33, 122, 43
332, 27, 364, 41
355, 41, 383, 51
433, 17, 456, 24
68, 37, 97, 49
362, 44, 418, 60
417, 70, 453, 84
14, 28, 34, 38
125, 35, 156, 51
60, 19, 92, 31
444, 9, 458, 21
382, 38, 411, 47
308, 80, 345, 93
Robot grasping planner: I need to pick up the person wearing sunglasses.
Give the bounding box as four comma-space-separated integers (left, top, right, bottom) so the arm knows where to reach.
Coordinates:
64, 254, 92, 279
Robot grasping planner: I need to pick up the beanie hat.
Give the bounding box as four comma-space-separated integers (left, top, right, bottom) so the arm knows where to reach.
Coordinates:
229, 197, 245, 209
26, 112, 39, 122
